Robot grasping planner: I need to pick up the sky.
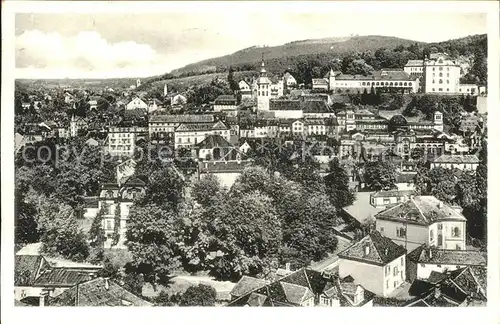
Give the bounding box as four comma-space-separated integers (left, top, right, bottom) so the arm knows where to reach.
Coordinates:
15, 10, 487, 79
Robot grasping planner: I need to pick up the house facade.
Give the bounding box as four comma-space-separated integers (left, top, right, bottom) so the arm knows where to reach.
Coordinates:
338, 231, 407, 297
174, 121, 230, 149
375, 196, 467, 252
430, 154, 480, 172
369, 190, 415, 208
126, 97, 148, 110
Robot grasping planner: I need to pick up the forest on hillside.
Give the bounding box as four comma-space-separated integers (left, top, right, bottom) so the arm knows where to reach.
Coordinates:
141, 34, 487, 90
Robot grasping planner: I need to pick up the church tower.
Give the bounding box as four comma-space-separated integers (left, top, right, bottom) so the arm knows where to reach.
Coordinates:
433, 111, 443, 132
257, 54, 271, 111
136, 79, 141, 88
328, 68, 336, 91
163, 83, 168, 97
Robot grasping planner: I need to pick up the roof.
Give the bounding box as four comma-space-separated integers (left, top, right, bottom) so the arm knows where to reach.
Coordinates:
405, 60, 424, 67
195, 134, 232, 149
407, 245, 486, 266
334, 70, 415, 81
406, 266, 487, 307
375, 196, 467, 226
231, 276, 268, 298
149, 114, 214, 124
199, 160, 253, 173
48, 278, 152, 306
15, 255, 45, 286
302, 100, 331, 113
33, 269, 97, 287
342, 191, 382, 224
269, 100, 302, 111
371, 190, 415, 198
312, 78, 329, 85
228, 268, 333, 307
432, 154, 479, 164
176, 121, 228, 132
214, 95, 237, 103
338, 231, 406, 266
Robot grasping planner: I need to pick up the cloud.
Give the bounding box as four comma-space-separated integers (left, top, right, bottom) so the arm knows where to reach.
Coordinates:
16, 30, 170, 78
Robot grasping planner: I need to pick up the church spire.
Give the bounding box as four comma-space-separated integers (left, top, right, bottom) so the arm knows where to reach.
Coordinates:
260, 53, 266, 75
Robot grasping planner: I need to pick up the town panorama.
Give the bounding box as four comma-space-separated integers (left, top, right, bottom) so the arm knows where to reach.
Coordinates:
14, 30, 488, 307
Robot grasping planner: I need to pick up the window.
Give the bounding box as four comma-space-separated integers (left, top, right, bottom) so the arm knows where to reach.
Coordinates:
401, 258, 404, 266
380, 227, 384, 233
438, 224, 443, 230
106, 220, 113, 230
385, 265, 390, 276
386, 280, 389, 289
439, 73, 443, 77
393, 266, 398, 276
439, 79, 443, 84
394, 281, 397, 288
397, 227, 406, 238
456, 244, 462, 250
383, 198, 390, 204
452, 227, 461, 237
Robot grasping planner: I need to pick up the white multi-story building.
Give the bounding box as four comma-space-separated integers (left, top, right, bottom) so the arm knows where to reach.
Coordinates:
174, 120, 230, 149
338, 231, 407, 297
375, 196, 467, 252
126, 97, 148, 110
106, 126, 145, 157
149, 114, 215, 143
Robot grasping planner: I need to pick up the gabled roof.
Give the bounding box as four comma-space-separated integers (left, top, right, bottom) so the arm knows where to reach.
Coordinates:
175, 121, 228, 132
231, 276, 268, 298
149, 114, 214, 124
48, 278, 152, 306
195, 134, 232, 149
374, 196, 467, 226
338, 231, 406, 266
33, 269, 97, 287
432, 154, 479, 164
371, 190, 415, 198
122, 176, 146, 187
407, 245, 486, 267
280, 281, 314, 305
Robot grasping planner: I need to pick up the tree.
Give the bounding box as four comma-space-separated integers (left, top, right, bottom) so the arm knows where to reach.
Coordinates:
112, 203, 121, 246
126, 203, 182, 286
227, 66, 239, 93
363, 161, 397, 191
138, 166, 185, 210
15, 189, 39, 244
88, 206, 106, 254
40, 205, 90, 262
208, 191, 282, 281
324, 158, 355, 210
179, 284, 217, 306
192, 174, 225, 207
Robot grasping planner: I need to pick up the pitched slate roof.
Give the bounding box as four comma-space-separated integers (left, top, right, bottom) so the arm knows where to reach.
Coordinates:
338, 231, 406, 266
230, 276, 268, 298
371, 190, 415, 198
228, 268, 333, 307
407, 245, 486, 266
432, 154, 479, 164
405, 60, 424, 67
149, 114, 214, 123
15, 255, 46, 286
374, 196, 467, 226
334, 70, 415, 81
176, 121, 228, 132
33, 269, 97, 287
269, 100, 302, 111
302, 100, 331, 113
48, 278, 152, 306
195, 134, 232, 149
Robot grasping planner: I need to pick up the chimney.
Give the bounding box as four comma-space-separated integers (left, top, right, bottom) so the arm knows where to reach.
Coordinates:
39, 291, 48, 307
434, 286, 441, 299
428, 248, 433, 259
285, 262, 291, 271
104, 278, 110, 290
438, 201, 443, 208
364, 245, 370, 256
384, 248, 389, 256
